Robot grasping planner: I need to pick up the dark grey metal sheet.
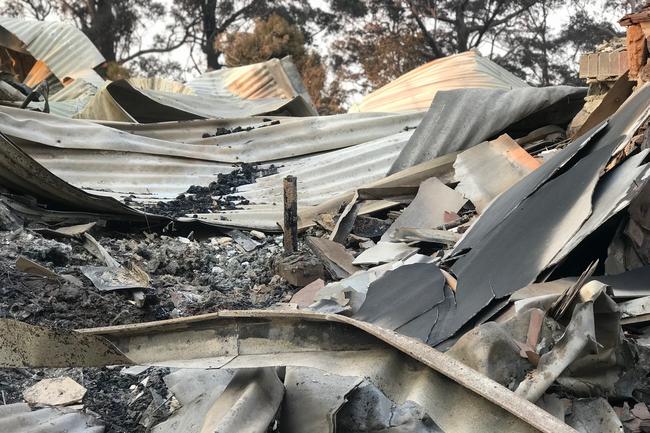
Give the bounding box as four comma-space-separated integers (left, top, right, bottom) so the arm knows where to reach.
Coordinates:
389, 86, 586, 173
354, 263, 445, 330
429, 86, 650, 346
452, 121, 608, 255
593, 266, 650, 298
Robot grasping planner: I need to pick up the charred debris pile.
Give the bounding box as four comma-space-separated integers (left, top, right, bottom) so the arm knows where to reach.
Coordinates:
4, 10, 650, 433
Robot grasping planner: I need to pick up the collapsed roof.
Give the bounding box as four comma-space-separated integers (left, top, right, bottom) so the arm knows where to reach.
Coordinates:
3, 13, 650, 433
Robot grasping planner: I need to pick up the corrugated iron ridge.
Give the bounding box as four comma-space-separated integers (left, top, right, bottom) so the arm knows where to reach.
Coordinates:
0, 107, 421, 199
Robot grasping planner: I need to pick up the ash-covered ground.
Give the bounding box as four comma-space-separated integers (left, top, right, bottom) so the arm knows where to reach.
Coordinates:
0, 227, 297, 329
0, 216, 318, 432
0, 161, 327, 432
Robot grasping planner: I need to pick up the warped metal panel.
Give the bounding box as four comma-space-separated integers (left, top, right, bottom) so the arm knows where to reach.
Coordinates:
350, 51, 529, 113
0, 311, 579, 433
19, 143, 235, 198
75, 80, 307, 122
0, 403, 104, 433
0, 131, 166, 224
187, 56, 316, 113
0, 105, 421, 164
236, 130, 414, 205
0, 16, 105, 83
390, 85, 587, 173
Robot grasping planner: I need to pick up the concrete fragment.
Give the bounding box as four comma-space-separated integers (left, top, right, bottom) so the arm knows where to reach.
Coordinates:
23, 377, 87, 407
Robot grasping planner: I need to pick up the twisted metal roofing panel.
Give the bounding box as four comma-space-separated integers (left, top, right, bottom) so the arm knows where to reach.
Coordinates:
350, 51, 529, 113
0, 16, 105, 83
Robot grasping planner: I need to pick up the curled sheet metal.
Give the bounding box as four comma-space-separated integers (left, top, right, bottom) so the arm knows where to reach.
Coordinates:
281, 367, 363, 433
94, 79, 314, 122
153, 368, 284, 433
0, 131, 166, 225
75, 57, 317, 122
350, 51, 528, 113
0, 311, 578, 433
0, 107, 420, 164
0, 403, 104, 433
0, 16, 105, 86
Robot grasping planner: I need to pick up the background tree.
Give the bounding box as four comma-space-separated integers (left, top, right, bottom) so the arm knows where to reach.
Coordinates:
170, 0, 269, 71
328, 0, 627, 96
221, 13, 328, 111
0, 0, 635, 106
0, 0, 52, 19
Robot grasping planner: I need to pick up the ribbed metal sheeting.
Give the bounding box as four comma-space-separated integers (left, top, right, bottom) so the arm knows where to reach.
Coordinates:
0, 403, 104, 433
0, 16, 105, 83
350, 51, 529, 113
187, 56, 317, 114
0, 106, 422, 199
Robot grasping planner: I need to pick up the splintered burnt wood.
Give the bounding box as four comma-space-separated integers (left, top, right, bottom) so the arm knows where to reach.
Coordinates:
283, 175, 298, 253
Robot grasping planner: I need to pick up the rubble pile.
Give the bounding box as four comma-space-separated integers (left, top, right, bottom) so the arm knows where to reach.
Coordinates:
4, 8, 650, 433
0, 227, 295, 328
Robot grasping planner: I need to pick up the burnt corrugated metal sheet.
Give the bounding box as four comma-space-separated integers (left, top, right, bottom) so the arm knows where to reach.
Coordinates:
0, 130, 168, 226
0, 16, 105, 85
0, 311, 579, 433
0, 403, 104, 433
187, 56, 316, 112
0, 107, 422, 202
76, 77, 315, 122
350, 51, 529, 113
390, 86, 587, 173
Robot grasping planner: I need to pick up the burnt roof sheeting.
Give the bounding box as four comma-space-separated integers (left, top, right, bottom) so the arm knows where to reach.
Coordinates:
350, 51, 529, 113
0, 132, 163, 223
187, 56, 317, 114
429, 85, 650, 347
102, 79, 316, 122
353, 263, 446, 330
453, 135, 541, 213
380, 177, 466, 241
594, 266, 650, 298
452, 122, 608, 255
1, 311, 578, 433
0, 107, 420, 164
0, 16, 105, 85
0, 403, 104, 433
550, 149, 650, 267
0, 107, 420, 202
282, 368, 364, 433
389, 86, 586, 173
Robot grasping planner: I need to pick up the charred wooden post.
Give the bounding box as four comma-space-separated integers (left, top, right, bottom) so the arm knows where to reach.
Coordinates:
283, 175, 298, 253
